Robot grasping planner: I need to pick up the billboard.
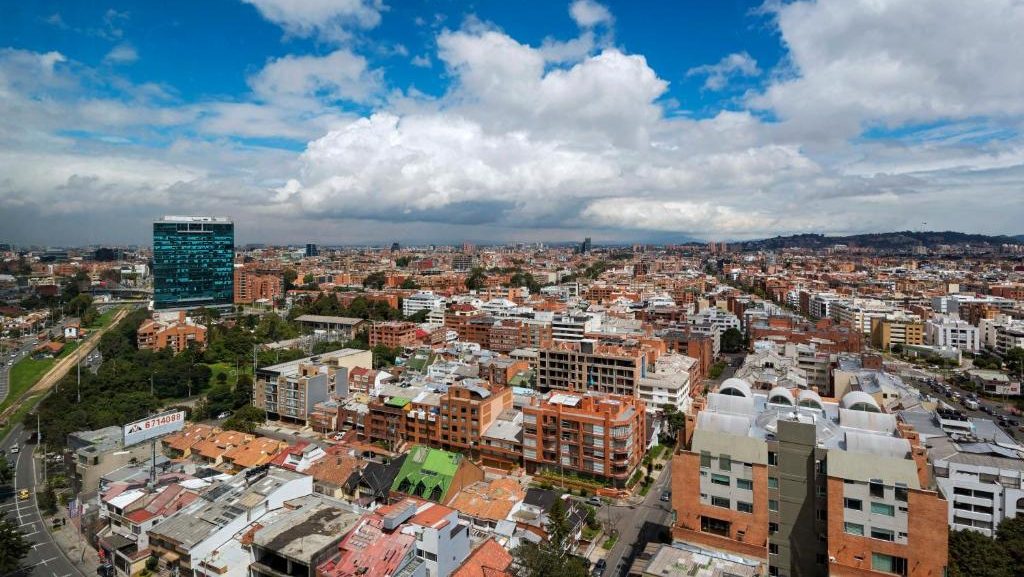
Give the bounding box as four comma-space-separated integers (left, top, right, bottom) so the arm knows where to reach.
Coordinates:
123, 410, 185, 447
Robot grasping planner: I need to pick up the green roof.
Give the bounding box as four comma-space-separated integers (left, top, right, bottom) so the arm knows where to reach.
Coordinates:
391, 445, 462, 502
385, 396, 412, 408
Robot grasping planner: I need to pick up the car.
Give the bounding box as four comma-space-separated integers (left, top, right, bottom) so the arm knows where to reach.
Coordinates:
18, 489, 29, 501
586, 496, 603, 506
660, 490, 671, 502
593, 559, 607, 577
9, 444, 18, 454
217, 411, 231, 420
1009, 419, 1020, 427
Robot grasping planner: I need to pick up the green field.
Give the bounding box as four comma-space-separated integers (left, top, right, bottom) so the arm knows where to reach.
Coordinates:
207, 361, 251, 388
87, 306, 123, 329
0, 393, 42, 442
0, 342, 80, 414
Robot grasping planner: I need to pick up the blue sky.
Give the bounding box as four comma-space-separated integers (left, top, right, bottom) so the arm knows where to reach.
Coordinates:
1, 0, 1022, 245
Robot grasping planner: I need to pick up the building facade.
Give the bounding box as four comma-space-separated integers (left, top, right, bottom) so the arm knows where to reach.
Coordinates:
152, 216, 234, 310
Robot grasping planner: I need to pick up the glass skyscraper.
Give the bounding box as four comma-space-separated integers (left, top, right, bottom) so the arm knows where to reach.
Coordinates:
152, 216, 234, 310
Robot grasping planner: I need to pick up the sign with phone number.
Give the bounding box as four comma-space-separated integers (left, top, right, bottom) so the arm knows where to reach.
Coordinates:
123, 410, 186, 446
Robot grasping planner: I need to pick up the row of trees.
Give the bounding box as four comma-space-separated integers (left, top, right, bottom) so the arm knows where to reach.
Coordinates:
948, 516, 1024, 576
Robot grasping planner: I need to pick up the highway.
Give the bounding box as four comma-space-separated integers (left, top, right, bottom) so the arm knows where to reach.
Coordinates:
1, 425, 84, 577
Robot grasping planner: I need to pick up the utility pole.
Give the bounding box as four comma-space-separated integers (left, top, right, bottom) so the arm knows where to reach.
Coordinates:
77, 357, 81, 403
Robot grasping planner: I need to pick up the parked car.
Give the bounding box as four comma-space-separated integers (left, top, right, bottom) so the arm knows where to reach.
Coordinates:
217, 411, 232, 420
9, 444, 18, 454
593, 559, 607, 577
660, 490, 671, 502
587, 496, 603, 506
1008, 419, 1020, 427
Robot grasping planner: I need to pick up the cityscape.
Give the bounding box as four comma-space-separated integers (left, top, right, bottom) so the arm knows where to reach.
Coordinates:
3, 2, 1024, 577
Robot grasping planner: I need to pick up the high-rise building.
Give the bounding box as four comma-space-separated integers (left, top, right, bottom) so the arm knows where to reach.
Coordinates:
305, 243, 319, 257
152, 216, 234, 310
580, 236, 592, 254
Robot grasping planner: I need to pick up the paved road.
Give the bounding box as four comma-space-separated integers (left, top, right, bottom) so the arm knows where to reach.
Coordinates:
1, 426, 84, 577
601, 465, 674, 577
0, 340, 38, 405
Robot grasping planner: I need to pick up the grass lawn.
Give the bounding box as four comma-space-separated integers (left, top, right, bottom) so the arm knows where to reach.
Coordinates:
0, 342, 80, 414
206, 361, 251, 388
87, 306, 124, 329
601, 534, 618, 550
0, 393, 42, 442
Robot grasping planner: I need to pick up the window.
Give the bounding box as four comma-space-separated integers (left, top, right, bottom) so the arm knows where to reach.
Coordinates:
700, 516, 730, 537
768, 476, 779, 489
894, 483, 908, 502
769, 543, 779, 555
844, 498, 863, 511
870, 479, 885, 498
720, 454, 732, 471
738, 501, 754, 513
700, 451, 711, 469
711, 473, 730, 486
768, 451, 778, 466
816, 509, 827, 521
711, 496, 730, 509
769, 522, 779, 534
871, 527, 895, 541
769, 499, 779, 512
871, 502, 895, 516
871, 553, 908, 576
844, 522, 864, 536
737, 478, 753, 490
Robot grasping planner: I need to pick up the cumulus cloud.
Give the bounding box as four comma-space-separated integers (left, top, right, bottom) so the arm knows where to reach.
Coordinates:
241, 0, 383, 42
570, 0, 613, 28
687, 52, 760, 91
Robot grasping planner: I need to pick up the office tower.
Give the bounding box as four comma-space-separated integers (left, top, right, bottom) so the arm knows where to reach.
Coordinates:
305, 243, 319, 257
391, 242, 401, 252
152, 216, 234, 310
580, 236, 592, 254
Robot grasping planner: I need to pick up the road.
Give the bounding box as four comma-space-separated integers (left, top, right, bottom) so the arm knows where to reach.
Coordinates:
1, 340, 37, 405
1, 425, 84, 577
600, 465, 674, 577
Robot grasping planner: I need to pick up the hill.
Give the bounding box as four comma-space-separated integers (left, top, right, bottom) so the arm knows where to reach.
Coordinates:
737, 231, 1023, 251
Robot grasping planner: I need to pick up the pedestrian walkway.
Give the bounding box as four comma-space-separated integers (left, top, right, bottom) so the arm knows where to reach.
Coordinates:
49, 510, 101, 576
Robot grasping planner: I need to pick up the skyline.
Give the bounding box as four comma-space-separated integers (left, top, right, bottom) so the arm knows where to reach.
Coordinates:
2, 0, 1024, 245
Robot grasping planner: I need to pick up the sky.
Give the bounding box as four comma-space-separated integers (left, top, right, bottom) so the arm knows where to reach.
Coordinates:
1, 0, 1023, 246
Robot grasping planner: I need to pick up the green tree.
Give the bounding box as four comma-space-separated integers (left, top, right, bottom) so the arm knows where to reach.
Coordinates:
0, 459, 12, 486
0, 513, 31, 574
395, 256, 412, 268
407, 309, 430, 323
283, 268, 298, 291
372, 344, 402, 368
302, 273, 316, 286
948, 528, 1013, 577
222, 405, 266, 434
465, 267, 487, 291
995, 514, 1024, 571
232, 374, 254, 409
511, 498, 588, 577
400, 277, 420, 290
66, 293, 93, 317
363, 271, 387, 290
1005, 348, 1024, 378
720, 327, 745, 353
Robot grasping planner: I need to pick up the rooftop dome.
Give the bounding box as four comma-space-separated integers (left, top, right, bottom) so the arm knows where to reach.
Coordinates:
840, 391, 880, 413
797, 389, 825, 410
720, 378, 752, 398
768, 387, 795, 406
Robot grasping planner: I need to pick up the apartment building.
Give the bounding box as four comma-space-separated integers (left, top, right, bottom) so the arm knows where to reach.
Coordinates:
979, 316, 1024, 355
749, 316, 863, 354
835, 299, 896, 334
522, 391, 646, 487
538, 339, 647, 397
254, 349, 367, 425
404, 291, 446, 317
369, 321, 419, 348
901, 405, 1024, 537
671, 378, 947, 577
636, 353, 696, 413
439, 381, 513, 455
294, 314, 367, 342
233, 265, 283, 305
870, 314, 924, 351
137, 311, 207, 353
925, 315, 981, 353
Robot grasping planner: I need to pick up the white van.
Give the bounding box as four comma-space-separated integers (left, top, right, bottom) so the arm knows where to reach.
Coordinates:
963, 399, 979, 411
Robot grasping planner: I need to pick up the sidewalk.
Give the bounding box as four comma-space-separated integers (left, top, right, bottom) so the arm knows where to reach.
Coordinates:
49, 512, 101, 576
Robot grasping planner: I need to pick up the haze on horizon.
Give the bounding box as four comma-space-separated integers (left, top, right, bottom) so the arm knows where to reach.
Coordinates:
1, 0, 1023, 246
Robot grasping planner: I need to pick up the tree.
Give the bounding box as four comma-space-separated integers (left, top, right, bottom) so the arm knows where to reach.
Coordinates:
0, 459, 12, 486
66, 293, 93, 317
302, 273, 316, 286
222, 405, 266, 434
407, 309, 430, 323
283, 268, 298, 291
400, 277, 420, 290
465, 267, 487, 291
720, 327, 745, 354
372, 344, 402, 368
395, 256, 412, 268
363, 271, 387, 290
995, 514, 1024, 570
948, 528, 1013, 577
232, 374, 253, 409
511, 498, 588, 577
0, 513, 31, 575
1005, 348, 1024, 378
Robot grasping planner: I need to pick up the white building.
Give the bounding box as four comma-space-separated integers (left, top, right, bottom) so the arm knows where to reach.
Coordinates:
926, 315, 981, 353
637, 354, 695, 413
834, 298, 895, 334
403, 291, 446, 318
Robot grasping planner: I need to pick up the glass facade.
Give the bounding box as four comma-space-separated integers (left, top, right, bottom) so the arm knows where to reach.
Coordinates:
153, 216, 234, 310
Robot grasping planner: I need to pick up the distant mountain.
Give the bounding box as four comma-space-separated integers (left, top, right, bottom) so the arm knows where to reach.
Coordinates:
737, 231, 1022, 251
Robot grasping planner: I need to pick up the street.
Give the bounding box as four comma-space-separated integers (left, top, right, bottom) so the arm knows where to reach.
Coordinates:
1, 425, 84, 577
600, 464, 674, 577
1, 339, 38, 405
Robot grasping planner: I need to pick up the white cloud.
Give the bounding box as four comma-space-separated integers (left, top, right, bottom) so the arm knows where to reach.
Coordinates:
687, 52, 760, 91
248, 49, 382, 105
752, 0, 1024, 138
241, 0, 383, 42
570, 0, 613, 28
410, 54, 431, 68
104, 43, 138, 65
